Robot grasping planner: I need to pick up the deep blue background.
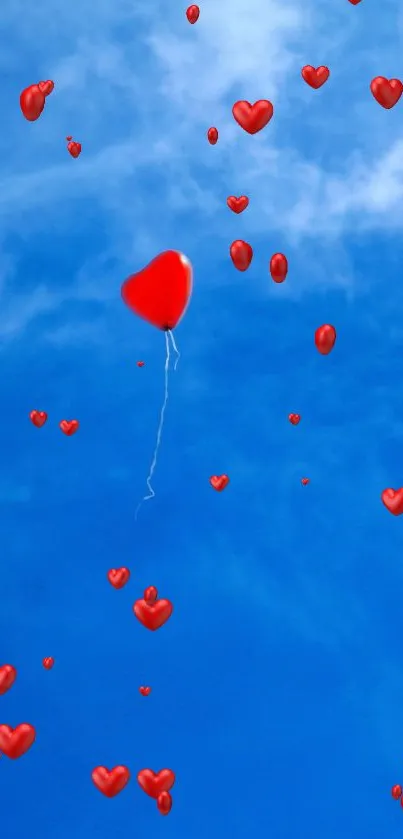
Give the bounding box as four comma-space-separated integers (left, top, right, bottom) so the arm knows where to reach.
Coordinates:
1, 0, 403, 836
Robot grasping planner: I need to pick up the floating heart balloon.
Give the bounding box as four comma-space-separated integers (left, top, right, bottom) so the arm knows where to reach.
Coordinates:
67, 141, 82, 158
301, 478, 309, 486
288, 413, 300, 425
137, 361, 145, 367
381, 488, 403, 515
107, 568, 130, 589
301, 66, 330, 89
348, 0, 362, 4
122, 251, 192, 332
20, 84, 45, 121
232, 100, 273, 134
210, 475, 229, 491
270, 253, 288, 283
144, 586, 158, 604
139, 686, 151, 696
186, 4, 199, 23
391, 785, 402, 800
66, 136, 73, 141
0, 665, 17, 695
230, 240, 253, 271
30, 410, 47, 428
137, 769, 175, 799
227, 196, 249, 214
59, 419, 79, 435
38, 80, 54, 96
370, 77, 403, 109
0, 724, 36, 759
314, 324, 336, 355
42, 657, 54, 670
134, 596, 173, 630
157, 791, 172, 815
207, 127, 218, 145
92, 766, 131, 797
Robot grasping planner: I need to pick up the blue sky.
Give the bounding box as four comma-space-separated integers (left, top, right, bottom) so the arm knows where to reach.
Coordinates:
1, 0, 403, 835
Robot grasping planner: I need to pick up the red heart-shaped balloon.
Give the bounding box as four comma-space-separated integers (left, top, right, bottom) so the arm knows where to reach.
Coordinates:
67, 141, 81, 158
157, 791, 173, 815
186, 4, 199, 23
210, 475, 229, 491
0, 724, 36, 759
314, 324, 336, 355
391, 784, 403, 800
20, 84, 45, 121
232, 100, 273, 134
38, 80, 54, 96
42, 657, 54, 670
107, 568, 130, 589
92, 765, 131, 797
0, 665, 17, 695
381, 488, 403, 516
301, 478, 309, 486
227, 196, 249, 214
30, 410, 47, 428
133, 597, 173, 630
137, 769, 175, 799
230, 240, 253, 271
301, 66, 330, 89
207, 127, 218, 144
59, 419, 79, 435
370, 77, 403, 109
270, 253, 288, 283
288, 413, 300, 425
137, 361, 145, 367
144, 586, 158, 604
121, 251, 192, 332
139, 686, 151, 696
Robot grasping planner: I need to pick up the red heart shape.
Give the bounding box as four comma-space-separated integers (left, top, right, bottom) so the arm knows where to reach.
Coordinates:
121, 251, 192, 332
227, 195, 249, 214
288, 413, 300, 425
0, 724, 35, 759
270, 253, 288, 283
381, 488, 403, 515
230, 240, 253, 271
348, 0, 362, 3
137, 361, 145, 367
137, 769, 175, 799
30, 410, 47, 428
0, 665, 17, 695
38, 80, 54, 96
67, 141, 82, 158
134, 598, 173, 630
92, 765, 131, 797
143, 585, 158, 604
20, 84, 45, 121
207, 126, 218, 144
139, 686, 151, 696
314, 324, 336, 355
301, 66, 330, 89
107, 568, 130, 589
186, 4, 199, 23
42, 657, 54, 670
210, 475, 229, 491
59, 419, 79, 435
157, 791, 173, 815
232, 100, 273, 134
301, 478, 309, 486
370, 77, 403, 109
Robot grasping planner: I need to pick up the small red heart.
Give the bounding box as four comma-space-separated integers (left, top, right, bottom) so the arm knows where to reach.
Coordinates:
20, 84, 45, 121
66, 135, 73, 141
157, 791, 173, 815
137, 768, 175, 799
270, 253, 288, 283
133, 597, 173, 631
301, 478, 309, 486
315, 324, 336, 355
38, 80, 54, 96
301, 66, 330, 89
67, 141, 82, 158
207, 127, 218, 144
30, 410, 47, 428
391, 784, 402, 800
0, 665, 17, 695
0, 724, 36, 759
92, 765, 131, 797
288, 413, 300, 425
59, 419, 79, 435
107, 568, 130, 589
370, 77, 403, 109
230, 240, 253, 271
137, 361, 145, 367
381, 488, 403, 516
144, 585, 158, 604
348, 0, 362, 4
42, 657, 54, 670
210, 475, 229, 491
227, 196, 249, 214
186, 4, 199, 23
232, 100, 273, 134
139, 686, 151, 696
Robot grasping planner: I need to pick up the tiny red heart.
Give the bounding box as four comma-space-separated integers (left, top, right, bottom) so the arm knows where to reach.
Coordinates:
0, 665, 17, 695
288, 414, 300, 425
210, 475, 229, 491
227, 196, 249, 214
370, 77, 403, 109
157, 790, 173, 815
133, 597, 173, 631
230, 240, 253, 271
38, 80, 54, 96
348, 0, 362, 4
0, 724, 36, 759
144, 585, 158, 604
30, 410, 47, 428
207, 127, 218, 144
137, 768, 175, 799
59, 419, 79, 435
42, 657, 54, 670
301, 478, 309, 486
315, 324, 336, 355
270, 253, 288, 283
92, 765, 131, 797
186, 4, 199, 23
67, 141, 82, 158
66, 136, 73, 141
232, 100, 273, 134
391, 784, 402, 800
107, 568, 130, 589
301, 66, 330, 89
137, 361, 145, 367
139, 686, 151, 696
381, 488, 403, 515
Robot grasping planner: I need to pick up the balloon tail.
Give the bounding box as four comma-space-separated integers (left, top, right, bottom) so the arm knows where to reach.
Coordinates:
168, 330, 180, 371
135, 331, 170, 520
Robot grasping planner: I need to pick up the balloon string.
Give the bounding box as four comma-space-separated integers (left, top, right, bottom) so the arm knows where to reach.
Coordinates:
135, 331, 170, 519
168, 330, 180, 370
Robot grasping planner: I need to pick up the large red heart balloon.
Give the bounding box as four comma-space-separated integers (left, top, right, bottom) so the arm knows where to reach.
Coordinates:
0, 665, 17, 695
121, 251, 192, 331
20, 84, 45, 121
137, 769, 175, 799
232, 100, 273, 134
381, 488, 403, 515
92, 765, 131, 797
301, 66, 330, 89
0, 724, 35, 759
370, 77, 403, 109
134, 597, 173, 630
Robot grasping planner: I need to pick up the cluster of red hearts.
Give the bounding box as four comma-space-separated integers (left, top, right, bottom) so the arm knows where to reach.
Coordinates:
19, 81, 81, 158
29, 410, 79, 436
